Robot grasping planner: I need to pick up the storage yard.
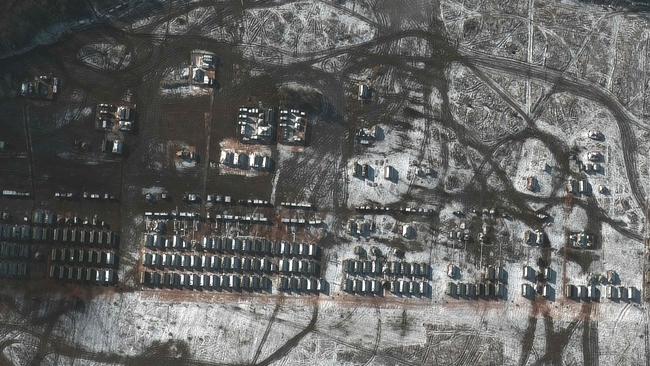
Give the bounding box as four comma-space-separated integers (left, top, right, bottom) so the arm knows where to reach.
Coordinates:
0, 0, 650, 365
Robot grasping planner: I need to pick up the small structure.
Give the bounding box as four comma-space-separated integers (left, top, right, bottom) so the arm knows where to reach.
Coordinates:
606, 285, 618, 300
584, 163, 601, 174
569, 231, 594, 249
486, 266, 496, 281
524, 230, 536, 245
522, 265, 534, 280
526, 176, 537, 192
184, 193, 200, 203
525, 230, 545, 246
577, 285, 588, 299
349, 219, 372, 237
19, 75, 60, 100
415, 165, 435, 178
629, 286, 637, 301
354, 162, 374, 181
384, 165, 397, 182
446, 282, 457, 297
543, 267, 554, 282
219, 149, 251, 169
587, 151, 602, 162
278, 108, 308, 145
353, 162, 363, 178
2, 190, 30, 198
358, 83, 372, 101
176, 147, 197, 163
96, 103, 136, 132
447, 263, 457, 278
578, 179, 590, 195
606, 270, 618, 284
236, 152, 249, 167
566, 179, 578, 194
477, 283, 487, 298
496, 283, 505, 299
402, 224, 415, 239
564, 284, 577, 299
220, 150, 235, 166
587, 130, 604, 140
457, 283, 467, 297
190, 50, 217, 86
111, 140, 124, 155
355, 126, 380, 145
353, 246, 366, 258
497, 266, 507, 283
466, 283, 477, 298
487, 283, 497, 298
362, 164, 373, 180
346, 220, 358, 236
96, 104, 116, 130
250, 153, 272, 170
117, 106, 136, 131
237, 106, 275, 144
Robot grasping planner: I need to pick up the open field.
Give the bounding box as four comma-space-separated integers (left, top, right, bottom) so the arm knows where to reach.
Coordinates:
1, 0, 650, 365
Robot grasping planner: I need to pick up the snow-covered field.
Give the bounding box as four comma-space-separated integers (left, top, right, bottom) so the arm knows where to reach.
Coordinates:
2, 0, 650, 364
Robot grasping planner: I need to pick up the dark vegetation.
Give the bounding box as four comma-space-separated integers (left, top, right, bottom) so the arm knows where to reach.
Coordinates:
0, 0, 92, 55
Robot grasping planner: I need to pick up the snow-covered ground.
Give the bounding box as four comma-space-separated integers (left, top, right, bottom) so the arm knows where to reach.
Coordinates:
346, 117, 441, 208
77, 41, 132, 71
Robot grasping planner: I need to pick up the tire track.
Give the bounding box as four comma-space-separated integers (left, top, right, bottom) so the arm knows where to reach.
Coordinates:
462, 49, 649, 214
251, 302, 282, 365
255, 305, 319, 366
361, 308, 382, 366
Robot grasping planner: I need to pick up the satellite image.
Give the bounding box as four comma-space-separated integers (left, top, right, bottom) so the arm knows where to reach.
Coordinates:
1, 0, 650, 364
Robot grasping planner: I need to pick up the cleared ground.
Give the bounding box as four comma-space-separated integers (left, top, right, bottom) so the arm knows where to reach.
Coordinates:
0, 0, 649, 365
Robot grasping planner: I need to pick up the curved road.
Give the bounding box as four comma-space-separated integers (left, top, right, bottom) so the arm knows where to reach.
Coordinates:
460, 49, 649, 214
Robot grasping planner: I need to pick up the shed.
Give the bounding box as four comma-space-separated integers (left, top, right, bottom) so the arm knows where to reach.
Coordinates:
344, 278, 354, 293
446, 282, 457, 296
458, 283, 467, 297
447, 263, 456, 278
523, 265, 533, 280
565, 284, 577, 299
